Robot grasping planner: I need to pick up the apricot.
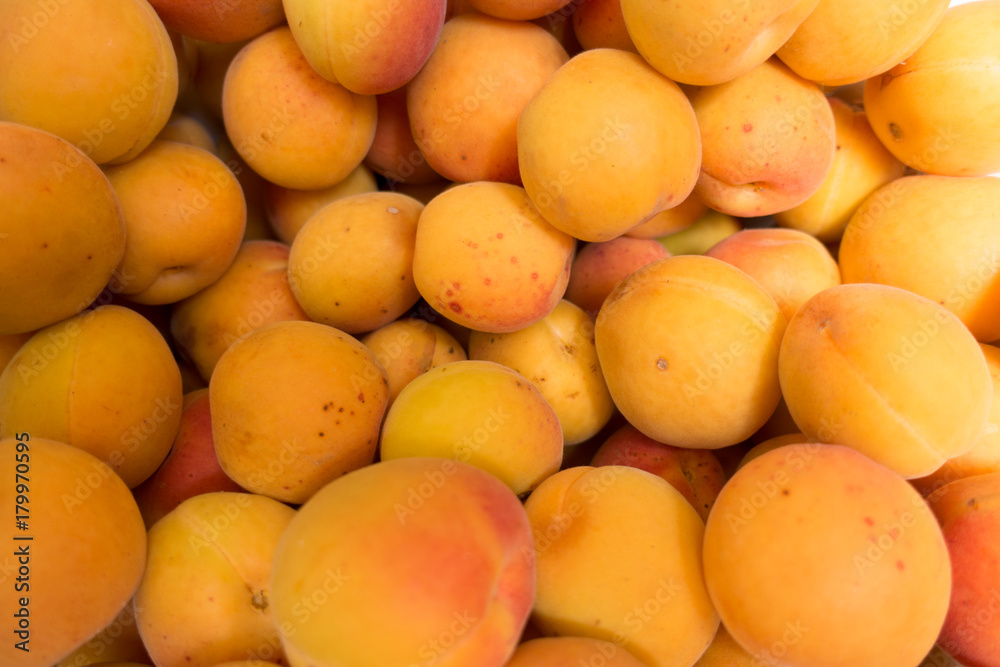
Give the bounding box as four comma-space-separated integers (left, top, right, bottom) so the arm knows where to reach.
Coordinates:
365, 87, 440, 185
468, 300, 614, 445
0, 0, 177, 165
518, 48, 701, 242
146, 0, 285, 43
263, 165, 378, 245
737, 433, 809, 471
777, 0, 949, 86
135, 492, 295, 667
412, 181, 575, 333
360, 318, 467, 408
590, 424, 726, 521
0, 305, 183, 488
774, 97, 906, 243
778, 284, 993, 479
155, 113, 217, 154
170, 240, 310, 382
56, 601, 151, 667
271, 457, 535, 667
690, 58, 836, 217
287, 192, 424, 334
625, 192, 707, 240
912, 343, 1000, 498
284, 0, 445, 95
525, 465, 718, 667
620, 0, 820, 86
864, 1, 1000, 176
132, 390, 245, 529
595, 255, 786, 449
104, 140, 246, 305
927, 473, 1000, 666
704, 444, 951, 667
692, 625, 770, 666
705, 228, 841, 323
0, 122, 126, 335
222, 27, 377, 190
380, 360, 562, 494
506, 637, 646, 667
466, 0, 574, 21
839, 175, 1000, 342
564, 237, 670, 319
0, 437, 145, 667
407, 13, 568, 184
210, 321, 388, 504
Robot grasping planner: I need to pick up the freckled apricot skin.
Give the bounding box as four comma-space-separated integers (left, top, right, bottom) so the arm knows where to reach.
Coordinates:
210, 321, 389, 504
0, 438, 146, 667
704, 444, 951, 667
412, 181, 575, 334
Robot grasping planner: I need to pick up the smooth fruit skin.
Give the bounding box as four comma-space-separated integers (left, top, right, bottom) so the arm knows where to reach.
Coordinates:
564, 237, 670, 319
595, 255, 786, 449
518, 48, 701, 243
777, 0, 949, 86
0, 305, 183, 488
506, 637, 647, 667
525, 465, 719, 667
864, 0, 1000, 176
704, 444, 951, 667
210, 321, 389, 504
284, 0, 446, 95
264, 165, 378, 245
0, 437, 146, 667
778, 284, 993, 479
927, 473, 1000, 667
271, 457, 535, 667
135, 492, 296, 667
0, 0, 178, 165
147, 0, 285, 43
0, 122, 126, 335
621, 0, 820, 86
839, 175, 1000, 343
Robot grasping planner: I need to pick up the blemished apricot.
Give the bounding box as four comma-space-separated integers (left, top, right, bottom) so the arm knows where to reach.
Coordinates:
271, 458, 535, 667
620, 0, 820, 86
407, 13, 568, 184
222, 27, 377, 190
0, 438, 146, 667
0, 0, 178, 165
774, 97, 905, 243
284, 0, 445, 96
412, 181, 575, 333
864, 0, 1000, 176
777, 0, 949, 86
839, 175, 1000, 342
0, 122, 125, 335
287, 192, 424, 335
525, 465, 719, 667
778, 284, 993, 479
595, 255, 786, 449
690, 58, 836, 218
0, 305, 183, 488
210, 321, 388, 504
518, 48, 701, 242
379, 360, 563, 495
704, 444, 951, 667
104, 140, 246, 305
